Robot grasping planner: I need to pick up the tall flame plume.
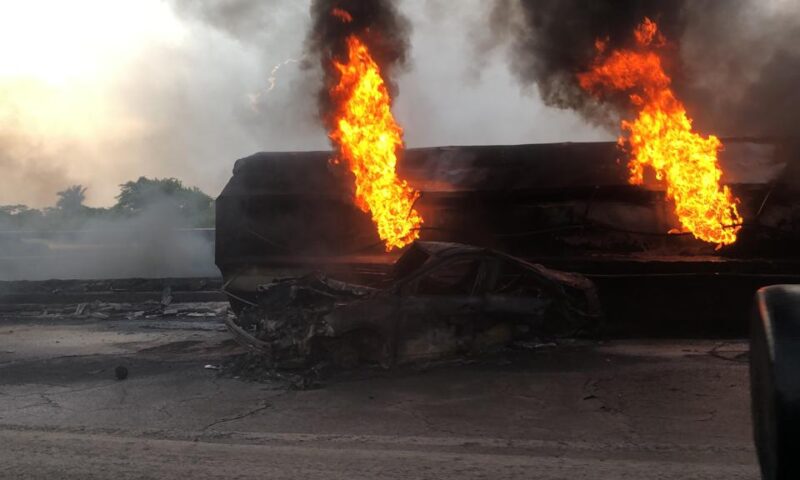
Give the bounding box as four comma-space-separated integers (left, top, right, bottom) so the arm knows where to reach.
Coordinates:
578, 18, 742, 247
328, 35, 422, 251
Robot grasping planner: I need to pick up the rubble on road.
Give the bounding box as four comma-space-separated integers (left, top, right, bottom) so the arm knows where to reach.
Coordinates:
0, 298, 230, 324
0, 277, 224, 306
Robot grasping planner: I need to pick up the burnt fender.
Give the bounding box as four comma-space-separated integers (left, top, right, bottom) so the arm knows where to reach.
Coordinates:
751, 285, 800, 480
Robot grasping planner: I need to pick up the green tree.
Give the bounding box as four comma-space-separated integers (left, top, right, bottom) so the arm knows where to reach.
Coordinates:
114, 177, 214, 227
56, 185, 88, 213
0, 204, 44, 230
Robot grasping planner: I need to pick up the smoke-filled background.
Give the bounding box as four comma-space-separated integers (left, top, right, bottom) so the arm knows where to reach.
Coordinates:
0, 0, 797, 279
0, 0, 606, 210
3, 0, 798, 208
0, 0, 606, 279
481, 0, 800, 137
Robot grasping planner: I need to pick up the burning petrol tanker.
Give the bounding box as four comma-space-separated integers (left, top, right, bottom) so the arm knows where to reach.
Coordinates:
215, 2, 800, 338
215, 139, 800, 337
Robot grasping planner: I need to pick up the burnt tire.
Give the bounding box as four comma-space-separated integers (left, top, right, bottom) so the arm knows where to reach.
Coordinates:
751, 285, 800, 480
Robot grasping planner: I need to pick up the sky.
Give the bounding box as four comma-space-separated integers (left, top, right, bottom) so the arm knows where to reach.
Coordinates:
0, 0, 608, 208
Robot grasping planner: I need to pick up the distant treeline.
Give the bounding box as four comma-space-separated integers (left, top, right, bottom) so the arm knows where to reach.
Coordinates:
0, 177, 214, 231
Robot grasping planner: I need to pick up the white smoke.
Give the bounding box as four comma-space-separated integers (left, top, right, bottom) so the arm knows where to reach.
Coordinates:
0, 197, 217, 281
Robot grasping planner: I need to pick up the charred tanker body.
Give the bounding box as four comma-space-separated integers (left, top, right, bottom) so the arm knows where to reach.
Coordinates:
217, 140, 800, 338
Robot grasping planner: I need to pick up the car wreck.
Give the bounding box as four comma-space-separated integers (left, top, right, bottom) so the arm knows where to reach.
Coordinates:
225, 241, 602, 369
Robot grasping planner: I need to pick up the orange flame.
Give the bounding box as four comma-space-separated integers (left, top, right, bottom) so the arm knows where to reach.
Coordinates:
329, 35, 423, 251
331, 8, 353, 23
578, 18, 742, 247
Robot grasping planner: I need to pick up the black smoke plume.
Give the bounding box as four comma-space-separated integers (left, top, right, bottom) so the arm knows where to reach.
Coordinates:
487, 0, 800, 138
305, 0, 411, 126
679, 0, 800, 138
486, 0, 686, 126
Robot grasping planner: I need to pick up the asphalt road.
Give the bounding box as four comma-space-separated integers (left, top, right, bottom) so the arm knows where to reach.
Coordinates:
0, 305, 759, 479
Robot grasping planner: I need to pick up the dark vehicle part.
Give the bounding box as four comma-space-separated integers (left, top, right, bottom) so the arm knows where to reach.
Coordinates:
225, 242, 602, 368
751, 285, 800, 480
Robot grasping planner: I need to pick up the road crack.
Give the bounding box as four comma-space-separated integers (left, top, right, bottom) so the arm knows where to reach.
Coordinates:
202, 401, 272, 431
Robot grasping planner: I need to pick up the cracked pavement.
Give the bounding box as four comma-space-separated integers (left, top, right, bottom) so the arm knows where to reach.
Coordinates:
0, 304, 759, 479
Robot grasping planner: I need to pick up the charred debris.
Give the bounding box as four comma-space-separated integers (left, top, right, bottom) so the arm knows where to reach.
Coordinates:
225, 242, 602, 375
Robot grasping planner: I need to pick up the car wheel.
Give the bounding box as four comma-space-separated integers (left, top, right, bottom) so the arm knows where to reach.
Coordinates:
751, 285, 800, 479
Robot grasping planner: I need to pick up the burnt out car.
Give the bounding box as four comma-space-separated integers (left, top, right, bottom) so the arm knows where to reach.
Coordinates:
225, 242, 602, 368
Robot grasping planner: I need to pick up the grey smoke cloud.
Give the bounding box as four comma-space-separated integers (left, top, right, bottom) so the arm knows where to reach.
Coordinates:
0, 0, 607, 209
0, 197, 217, 281
169, 0, 287, 42
0, 131, 76, 206
395, 0, 606, 146
680, 0, 800, 137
